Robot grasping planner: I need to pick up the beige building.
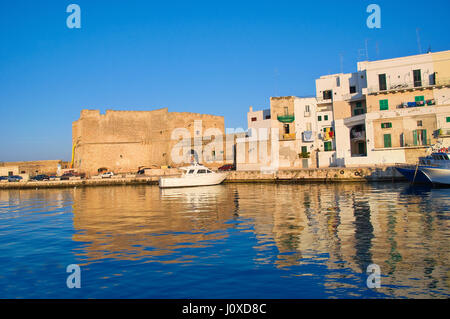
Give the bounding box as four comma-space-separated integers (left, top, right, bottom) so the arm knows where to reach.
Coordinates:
333, 50, 450, 166
0, 160, 66, 176
72, 108, 228, 175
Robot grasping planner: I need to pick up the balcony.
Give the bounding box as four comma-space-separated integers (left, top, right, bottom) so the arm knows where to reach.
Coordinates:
281, 133, 296, 141
316, 96, 333, 105
438, 128, 450, 137
277, 114, 295, 123
367, 77, 450, 95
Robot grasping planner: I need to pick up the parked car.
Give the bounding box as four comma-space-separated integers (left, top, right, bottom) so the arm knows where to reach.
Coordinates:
0, 176, 8, 181
101, 172, 114, 178
8, 176, 23, 182
60, 173, 73, 180
218, 164, 236, 171
31, 174, 50, 181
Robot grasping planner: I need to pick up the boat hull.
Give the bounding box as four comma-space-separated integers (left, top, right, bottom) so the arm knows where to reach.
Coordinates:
419, 167, 450, 186
159, 172, 228, 188
395, 167, 431, 184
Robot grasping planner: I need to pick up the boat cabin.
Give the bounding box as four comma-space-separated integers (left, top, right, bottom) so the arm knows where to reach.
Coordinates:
419, 153, 450, 168
182, 165, 214, 176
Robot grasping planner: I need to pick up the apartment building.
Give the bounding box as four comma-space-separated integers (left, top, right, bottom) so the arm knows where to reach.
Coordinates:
335, 50, 450, 166
236, 50, 450, 171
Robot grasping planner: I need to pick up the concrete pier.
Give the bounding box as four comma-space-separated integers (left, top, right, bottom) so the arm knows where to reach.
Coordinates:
0, 166, 406, 190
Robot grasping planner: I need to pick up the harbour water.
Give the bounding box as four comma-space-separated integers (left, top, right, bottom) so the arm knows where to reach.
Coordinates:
0, 183, 449, 299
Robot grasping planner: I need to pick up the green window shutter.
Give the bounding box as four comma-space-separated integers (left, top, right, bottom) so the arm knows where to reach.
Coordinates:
415, 96, 425, 102
379, 99, 389, 110
447, 117, 450, 123
318, 116, 322, 121
413, 130, 418, 146
422, 129, 427, 145
324, 141, 332, 151
383, 134, 392, 148
301, 146, 307, 153
356, 102, 362, 108
324, 115, 328, 121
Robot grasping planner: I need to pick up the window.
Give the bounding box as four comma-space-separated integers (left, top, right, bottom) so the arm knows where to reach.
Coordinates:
413, 129, 427, 146
306, 122, 312, 131
265, 115, 271, 120
305, 105, 310, 112
251, 117, 257, 122
197, 169, 207, 174
284, 107, 289, 115
318, 116, 322, 121
447, 117, 450, 123
324, 141, 333, 152
350, 86, 356, 94
379, 99, 389, 111
324, 115, 328, 121
383, 134, 392, 148
284, 124, 290, 134
188, 170, 195, 174
378, 74, 387, 91
413, 69, 422, 87
381, 122, 392, 129
354, 109, 364, 116
417, 120, 422, 127
356, 101, 362, 108
301, 146, 308, 154
323, 90, 332, 100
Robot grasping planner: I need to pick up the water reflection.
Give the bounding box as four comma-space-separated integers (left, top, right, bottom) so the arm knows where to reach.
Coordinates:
1, 182, 449, 298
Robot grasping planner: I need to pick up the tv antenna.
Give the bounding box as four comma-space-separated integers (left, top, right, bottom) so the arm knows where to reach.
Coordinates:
416, 28, 422, 54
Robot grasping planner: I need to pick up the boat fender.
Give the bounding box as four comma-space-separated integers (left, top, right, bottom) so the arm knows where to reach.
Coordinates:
340, 170, 345, 175
354, 171, 361, 176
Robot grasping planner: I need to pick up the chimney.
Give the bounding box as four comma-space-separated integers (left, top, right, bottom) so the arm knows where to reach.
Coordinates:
249, 106, 253, 112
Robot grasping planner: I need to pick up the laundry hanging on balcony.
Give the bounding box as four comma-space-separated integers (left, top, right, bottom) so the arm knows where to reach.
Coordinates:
302, 131, 314, 142
323, 127, 334, 140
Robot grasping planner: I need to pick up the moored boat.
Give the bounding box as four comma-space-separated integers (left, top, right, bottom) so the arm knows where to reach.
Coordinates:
395, 152, 450, 186
159, 163, 228, 188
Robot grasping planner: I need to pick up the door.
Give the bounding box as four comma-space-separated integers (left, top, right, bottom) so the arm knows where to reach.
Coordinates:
378, 74, 387, 91
358, 142, 366, 155
383, 134, 392, 148
284, 124, 290, 134
413, 69, 422, 87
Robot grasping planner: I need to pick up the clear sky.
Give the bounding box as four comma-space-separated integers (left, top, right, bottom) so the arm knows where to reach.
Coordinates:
1, 0, 449, 162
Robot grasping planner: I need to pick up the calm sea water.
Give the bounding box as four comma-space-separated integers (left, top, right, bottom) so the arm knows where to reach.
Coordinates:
0, 182, 449, 299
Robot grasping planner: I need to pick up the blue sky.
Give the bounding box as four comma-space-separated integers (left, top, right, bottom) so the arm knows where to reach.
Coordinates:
1, 0, 449, 161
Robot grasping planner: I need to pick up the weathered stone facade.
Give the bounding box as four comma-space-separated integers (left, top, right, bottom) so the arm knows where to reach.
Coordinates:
72, 108, 225, 175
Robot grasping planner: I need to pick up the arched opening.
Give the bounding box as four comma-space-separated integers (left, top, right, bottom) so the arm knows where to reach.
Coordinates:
350, 124, 367, 157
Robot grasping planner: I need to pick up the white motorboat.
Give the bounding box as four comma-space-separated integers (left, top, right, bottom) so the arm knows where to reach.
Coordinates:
418, 152, 450, 186
158, 164, 228, 188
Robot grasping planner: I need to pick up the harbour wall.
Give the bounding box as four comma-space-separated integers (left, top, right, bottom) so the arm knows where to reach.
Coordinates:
0, 166, 406, 190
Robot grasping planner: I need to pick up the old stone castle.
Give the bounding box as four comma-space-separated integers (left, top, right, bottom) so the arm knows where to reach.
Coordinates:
72, 108, 226, 175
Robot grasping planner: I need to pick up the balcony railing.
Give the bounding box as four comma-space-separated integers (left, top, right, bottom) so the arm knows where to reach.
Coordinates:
367, 77, 450, 94
277, 114, 295, 123
316, 96, 333, 104
281, 133, 296, 141
438, 128, 450, 137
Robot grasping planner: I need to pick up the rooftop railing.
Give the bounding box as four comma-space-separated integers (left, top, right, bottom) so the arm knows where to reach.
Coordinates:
367, 77, 450, 94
